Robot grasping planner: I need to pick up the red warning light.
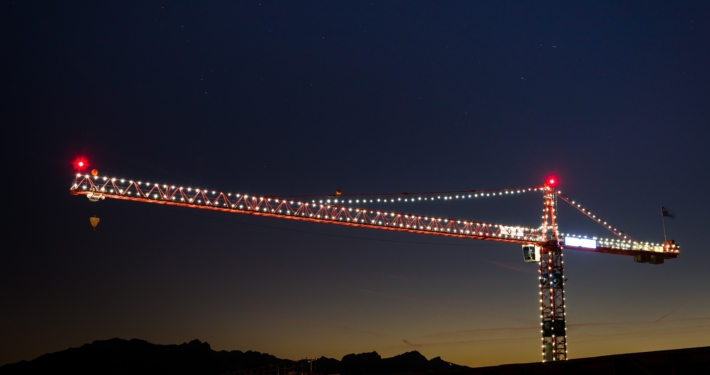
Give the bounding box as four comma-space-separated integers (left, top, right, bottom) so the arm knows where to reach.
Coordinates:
73, 157, 89, 171
545, 176, 558, 187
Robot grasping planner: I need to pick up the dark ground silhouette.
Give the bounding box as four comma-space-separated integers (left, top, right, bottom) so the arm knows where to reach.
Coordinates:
0, 338, 465, 375
3, 339, 708, 374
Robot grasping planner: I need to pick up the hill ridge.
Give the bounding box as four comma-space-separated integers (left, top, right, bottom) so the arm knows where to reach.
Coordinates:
0, 338, 465, 375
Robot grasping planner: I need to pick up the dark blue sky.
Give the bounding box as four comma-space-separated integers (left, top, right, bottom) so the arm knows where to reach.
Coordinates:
3, 1, 710, 367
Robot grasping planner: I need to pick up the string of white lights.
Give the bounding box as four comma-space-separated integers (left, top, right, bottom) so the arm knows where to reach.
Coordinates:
312, 187, 545, 205
555, 192, 641, 243
74, 174, 545, 207
559, 233, 674, 252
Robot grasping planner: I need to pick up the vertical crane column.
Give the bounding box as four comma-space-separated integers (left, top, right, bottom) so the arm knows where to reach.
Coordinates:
539, 182, 567, 361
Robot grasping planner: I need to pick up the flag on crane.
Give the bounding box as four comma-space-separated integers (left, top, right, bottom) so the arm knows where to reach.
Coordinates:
661, 206, 676, 218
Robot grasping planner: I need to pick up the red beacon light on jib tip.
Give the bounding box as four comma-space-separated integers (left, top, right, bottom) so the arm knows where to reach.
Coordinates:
74, 158, 88, 171
73, 158, 97, 176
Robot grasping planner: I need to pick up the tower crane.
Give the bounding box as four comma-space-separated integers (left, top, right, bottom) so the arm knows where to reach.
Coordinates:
69, 169, 680, 362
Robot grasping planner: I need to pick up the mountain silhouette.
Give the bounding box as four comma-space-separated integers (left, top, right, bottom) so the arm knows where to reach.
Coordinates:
0, 338, 467, 375
323, 350, 462, 375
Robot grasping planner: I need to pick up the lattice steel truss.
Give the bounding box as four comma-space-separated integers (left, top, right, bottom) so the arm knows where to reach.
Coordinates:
537, 184, 567, 361
70, 174, 545, 244
540, 244, 567, 361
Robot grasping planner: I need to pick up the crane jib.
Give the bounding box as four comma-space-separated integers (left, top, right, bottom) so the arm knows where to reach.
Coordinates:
69, 173, 679, 259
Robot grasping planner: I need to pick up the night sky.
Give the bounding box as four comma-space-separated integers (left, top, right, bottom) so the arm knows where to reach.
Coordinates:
3, 1, 710, 368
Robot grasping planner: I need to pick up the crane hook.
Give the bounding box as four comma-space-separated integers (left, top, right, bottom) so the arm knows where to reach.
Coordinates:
89, 216, 100, 232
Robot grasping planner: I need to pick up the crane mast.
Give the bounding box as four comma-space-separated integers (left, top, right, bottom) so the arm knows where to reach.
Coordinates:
539, 182, 567, 360
69, 172, 680, 362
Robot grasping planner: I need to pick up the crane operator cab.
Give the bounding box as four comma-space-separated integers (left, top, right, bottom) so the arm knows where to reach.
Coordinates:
522, 244, 541, 263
